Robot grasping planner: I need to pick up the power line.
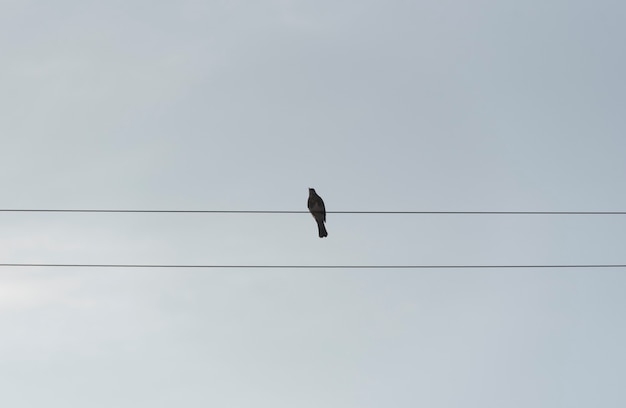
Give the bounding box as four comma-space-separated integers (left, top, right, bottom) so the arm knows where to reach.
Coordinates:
0, 263, 624, 269
0, 209, 625, 215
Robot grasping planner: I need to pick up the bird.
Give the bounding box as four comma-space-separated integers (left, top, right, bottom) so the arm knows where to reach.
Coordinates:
308, 188, 328, 238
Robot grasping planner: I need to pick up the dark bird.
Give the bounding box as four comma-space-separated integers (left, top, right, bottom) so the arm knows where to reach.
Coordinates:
308, 188, 328, 238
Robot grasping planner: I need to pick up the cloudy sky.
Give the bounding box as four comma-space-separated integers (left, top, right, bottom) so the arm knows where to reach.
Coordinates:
1, 0, 626, 406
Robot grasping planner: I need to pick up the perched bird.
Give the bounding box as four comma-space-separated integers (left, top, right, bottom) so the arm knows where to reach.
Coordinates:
307, 188, 328, 238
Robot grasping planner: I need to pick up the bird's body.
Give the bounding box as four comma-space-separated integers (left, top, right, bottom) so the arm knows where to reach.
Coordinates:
307, 188, 328, 238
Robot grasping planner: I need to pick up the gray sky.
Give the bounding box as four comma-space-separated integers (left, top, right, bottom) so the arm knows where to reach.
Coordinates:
1, 1, 626, 407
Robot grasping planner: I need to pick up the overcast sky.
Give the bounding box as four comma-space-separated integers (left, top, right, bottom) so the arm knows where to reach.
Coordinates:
1, 0, 626, 407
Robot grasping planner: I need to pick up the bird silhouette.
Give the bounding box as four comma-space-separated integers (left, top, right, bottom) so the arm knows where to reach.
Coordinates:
308, 188, 328, 238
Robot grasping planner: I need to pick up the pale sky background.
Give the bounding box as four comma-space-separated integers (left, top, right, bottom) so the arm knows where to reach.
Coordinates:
1, 0, 626, 407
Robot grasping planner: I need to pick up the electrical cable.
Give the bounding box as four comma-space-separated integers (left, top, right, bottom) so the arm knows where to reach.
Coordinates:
0, 263, 624, 269
0, 209, 624, 215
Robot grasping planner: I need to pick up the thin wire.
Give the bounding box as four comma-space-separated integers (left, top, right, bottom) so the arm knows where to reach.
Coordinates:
0, 263, 624, 269
0, 209, 625, 215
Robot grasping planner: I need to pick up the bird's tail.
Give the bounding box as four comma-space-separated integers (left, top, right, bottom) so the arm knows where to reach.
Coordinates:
317, 220, 328, 238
